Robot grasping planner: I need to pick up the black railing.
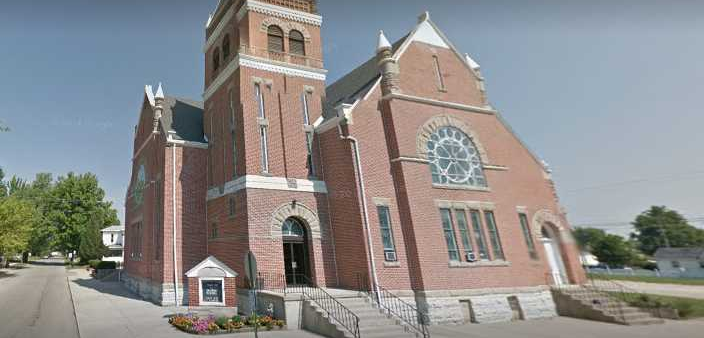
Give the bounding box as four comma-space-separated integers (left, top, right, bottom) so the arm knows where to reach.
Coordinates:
298, 275, 360, 338
357, 273, 430, 338
240, 272, 360, 338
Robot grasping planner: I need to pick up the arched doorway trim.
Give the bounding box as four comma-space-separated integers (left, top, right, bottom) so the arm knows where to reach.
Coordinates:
531, 209, 574, 243
271, 201, 321, 239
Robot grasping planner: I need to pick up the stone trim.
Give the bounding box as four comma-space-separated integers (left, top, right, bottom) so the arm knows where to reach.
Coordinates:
434, 200, 495, 211
532, 209, 574, 244
236, 0, 323, 27
431, 183, 491, 192
206, 175, 328, 201
416, 115, 489, 164
204, 54, 326, 101
239, 54, 327, 81
371, 197, 392, 207
260, 17, 312, 41
449, 260, 510, 268
389, 156, 430, 164
384, 93, 497, 116
270, 202, 321, 239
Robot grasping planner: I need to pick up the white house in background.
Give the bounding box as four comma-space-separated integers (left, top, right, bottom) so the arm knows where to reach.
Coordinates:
101, 225, 125, 263
580, 251, 600, 267
654, 247, 704, 278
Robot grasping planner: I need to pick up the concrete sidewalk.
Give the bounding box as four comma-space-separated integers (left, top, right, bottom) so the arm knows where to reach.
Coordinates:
66, 270, 704, 338
67, 269, 320, 338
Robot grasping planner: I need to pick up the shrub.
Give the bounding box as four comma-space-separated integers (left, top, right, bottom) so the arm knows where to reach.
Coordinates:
96, 261, 117, 270
88, 259, 101, 269
214, 316, 229, 330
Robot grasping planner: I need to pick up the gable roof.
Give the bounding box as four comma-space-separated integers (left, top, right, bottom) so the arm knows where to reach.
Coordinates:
324, 34, 407, 115
185, 255, 238, 278
655, 247, 704, 260
159, 96, 206, 143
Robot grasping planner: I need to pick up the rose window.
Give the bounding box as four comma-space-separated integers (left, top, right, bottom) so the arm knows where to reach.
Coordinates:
427, 126, 487, 187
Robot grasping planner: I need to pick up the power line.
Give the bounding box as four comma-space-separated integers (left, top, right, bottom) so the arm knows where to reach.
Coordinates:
562, 170, 704, 194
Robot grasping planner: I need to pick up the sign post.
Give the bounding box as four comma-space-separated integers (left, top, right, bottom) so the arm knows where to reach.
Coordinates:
244, 251, 258, 338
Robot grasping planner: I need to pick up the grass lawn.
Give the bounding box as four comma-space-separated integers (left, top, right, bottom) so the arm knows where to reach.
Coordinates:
589, 273, 704, 286
613, 293, 704, 319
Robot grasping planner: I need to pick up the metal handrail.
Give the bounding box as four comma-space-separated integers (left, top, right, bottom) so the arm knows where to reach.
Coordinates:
244, 273, 360, 338
357, 273, 430, 338
297, 275, 360, 338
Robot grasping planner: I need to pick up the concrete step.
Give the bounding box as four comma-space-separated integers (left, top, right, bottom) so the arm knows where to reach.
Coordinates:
626, 317, 666, 325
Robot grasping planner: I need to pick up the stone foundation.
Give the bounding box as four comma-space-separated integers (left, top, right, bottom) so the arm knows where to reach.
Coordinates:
122, 272, 188, 306
414, 286, 557, 324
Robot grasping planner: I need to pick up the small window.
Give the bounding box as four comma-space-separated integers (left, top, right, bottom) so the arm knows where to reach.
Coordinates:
255, 84, 266, 119
259, 127, 269, 173
377, 206, 398, 262
282, 218, 305, 237
440, 208, 460, 261
484, 211, 505, 260
212, 48, 221, 72
289, 30, 306, 56
519, 213, 538, 260
267, 25, 284, 53
305, 132, 315, 176
432, 55, 446, 91
672, 260, 681, 268
228, 196, 235, 217
470, 210, 489, 260
301, 93, 310, 125
222, 34, 231, 60
210, 223, 218, 239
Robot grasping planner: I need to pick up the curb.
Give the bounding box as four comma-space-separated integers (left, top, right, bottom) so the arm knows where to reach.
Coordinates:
66, 275, 82, 338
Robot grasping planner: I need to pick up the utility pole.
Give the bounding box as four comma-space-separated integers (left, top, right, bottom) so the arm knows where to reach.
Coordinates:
658, 219, 671, 248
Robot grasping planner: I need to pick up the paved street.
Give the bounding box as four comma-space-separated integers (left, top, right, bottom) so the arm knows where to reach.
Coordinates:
0, 259, 80, 338
3, 262, 704, 338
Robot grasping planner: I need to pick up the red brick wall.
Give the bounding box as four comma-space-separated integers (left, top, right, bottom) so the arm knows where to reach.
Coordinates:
188, 277, 200, 307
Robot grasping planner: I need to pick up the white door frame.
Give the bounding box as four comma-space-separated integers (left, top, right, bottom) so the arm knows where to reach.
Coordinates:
542, 236, 567, 285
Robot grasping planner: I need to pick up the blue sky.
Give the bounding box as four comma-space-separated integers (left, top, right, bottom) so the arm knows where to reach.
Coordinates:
1, 0, 703, 236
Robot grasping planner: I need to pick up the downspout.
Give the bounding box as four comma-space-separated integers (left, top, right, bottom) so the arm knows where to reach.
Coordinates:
338, 124, 381, 303
171, 144, 179, 307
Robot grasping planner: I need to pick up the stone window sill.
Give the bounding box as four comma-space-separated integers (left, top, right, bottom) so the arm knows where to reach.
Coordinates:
432, 184, 491, 192
383, 261, 401, 268
448, 260, 510, 268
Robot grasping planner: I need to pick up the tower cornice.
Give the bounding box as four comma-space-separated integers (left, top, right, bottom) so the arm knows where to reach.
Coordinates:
236, 0, 322, 26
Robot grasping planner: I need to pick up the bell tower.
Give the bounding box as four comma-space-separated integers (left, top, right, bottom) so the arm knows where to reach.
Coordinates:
202, 0, 331, 287
203, 0, 325, 188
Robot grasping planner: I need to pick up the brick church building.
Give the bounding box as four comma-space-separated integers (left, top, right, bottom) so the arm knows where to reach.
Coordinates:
124, 0, 585, 325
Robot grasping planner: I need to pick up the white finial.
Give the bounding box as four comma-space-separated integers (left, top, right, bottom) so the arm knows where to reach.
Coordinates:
465, 53, 481, 70
145, 85, 155, 106
418, 11, 430, 23
541, 160, 553, 174
155, 83, 164, 100
377, 30, 392, 53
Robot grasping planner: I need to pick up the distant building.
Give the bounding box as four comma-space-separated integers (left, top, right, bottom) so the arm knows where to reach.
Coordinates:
580, 251, 599, 267
654, 248, 704, 278
101, 225, 125, 263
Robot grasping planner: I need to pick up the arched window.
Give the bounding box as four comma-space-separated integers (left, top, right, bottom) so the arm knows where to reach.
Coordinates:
282, 218, 305, 237
212, 48, 221, 72
289, 30, 305, 56
267, 25, 284, 53
427, 126, 487, 187
222, 34, 231, 60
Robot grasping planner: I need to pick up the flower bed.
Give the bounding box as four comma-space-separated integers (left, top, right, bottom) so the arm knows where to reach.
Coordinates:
169, 314, 286, 335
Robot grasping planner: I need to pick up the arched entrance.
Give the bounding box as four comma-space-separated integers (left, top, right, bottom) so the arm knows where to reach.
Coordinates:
282, 217, 311, 286
541, 225, 568, 285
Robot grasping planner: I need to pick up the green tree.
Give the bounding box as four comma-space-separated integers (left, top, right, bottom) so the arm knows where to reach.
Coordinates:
631, 206, 704, 255
0, 196, 36, 267
0, 167, 6, 198
78, 209, 110, 262
48, 173, 118, 260
0, 120, 8, 132
573, 227, 607, 251
591, 234, 637, 267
